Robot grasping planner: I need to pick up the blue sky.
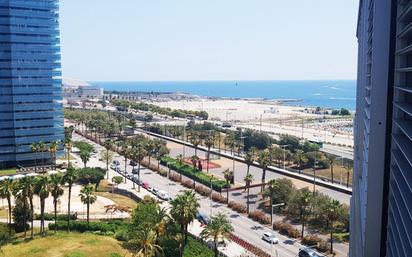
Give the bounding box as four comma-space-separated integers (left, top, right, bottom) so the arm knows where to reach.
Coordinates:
60, 0, 359, 81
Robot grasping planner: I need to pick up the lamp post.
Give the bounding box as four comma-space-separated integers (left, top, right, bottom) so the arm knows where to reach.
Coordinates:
313, 158, 319, 195
280, 145, 290, 170
210, 175, 214, 217
167, 163, 171, 196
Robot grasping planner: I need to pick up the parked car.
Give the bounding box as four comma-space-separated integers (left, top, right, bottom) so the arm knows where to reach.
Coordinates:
132, 167, 139, 174
141, 182, 151, 190
196, 212, 211, 225
262, 232, 278, 244
129, 160, 137, 166
157, 190, 171, 201
298, 247, 322, 257
110, 164, 117, 170
112, 160, 120, 166
151, 188, 159, 195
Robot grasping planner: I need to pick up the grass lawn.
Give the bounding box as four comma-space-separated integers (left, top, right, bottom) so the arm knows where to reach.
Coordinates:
0, 168, 17, 176
95, 191, 138, 210
0, 207, 8, 219
183, 236, 214, 257
2, 232, 129, 257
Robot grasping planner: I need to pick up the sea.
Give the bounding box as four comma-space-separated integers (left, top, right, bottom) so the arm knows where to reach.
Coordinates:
91, 80, 356, 110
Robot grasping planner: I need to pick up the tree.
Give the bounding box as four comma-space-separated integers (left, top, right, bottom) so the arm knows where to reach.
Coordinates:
190, 132, 201, 157
325, 154, 336, 183
156, 145, 170, 169
223, 169, 233, 203
177, 154, 184, 181
80, 150, 91, 168
245, 147, 257, 176
19, 176, 36, 238
50, 174, 64, 233
264, 179, 294, 225
48, 141, 60, 170
0, 178, 15, 235
130, 145, 148, 191
112, 176, 123, 193
79, 184, 97, 226
224, 133, 236, 155
12, 196, 32, 234
30, 143, 39, 172
124, 228, 163, 257
204, 135, 214, 173
257, 150, 271, 192
77, 167, 105, 190
63, 168, 78, 232
103, 140, 114, 179
243, 174, 253, 214
293, 150, 307, 173
200, 213, 234, 257
34, 176, 51, 236
38, 141, 47, 172
170, 191, 200, 246
325, 199, 343, 254
289, 187, 312, 238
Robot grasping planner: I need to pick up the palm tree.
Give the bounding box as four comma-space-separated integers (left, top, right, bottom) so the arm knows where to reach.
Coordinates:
50, 174, 64, 233
65, 140, 73, 168
20, 176, 36, 238
170, 191, 200, 246
294, 188, 312, 238
38, 141, 46, 172
224, 133, 236, 155
48, 141, 60, 170
257, 150, 271, 192
266, 179, 280, 225
0, 178, 15, 235
177, 154, 184, 181
34, 175, 51, 236
120, 144, 130, 183
223, 169, 233, 203
80, 150, 91, 168
63, 168, 78, 232
245, 147, 257, 176
103, 140, 114, 179
130, 145, 148, 191
204, 135, 214, 173
190, 132, 201, 157
243, 174, 253, 214
126, 228, 163, 257
79, 184, 97, 226
293, 150, 306, 173
145, 140, 155, 165
200, 213, 234, 257
326, 154, 336, 183
325, 199, 343, 254
30, 143, 39, 172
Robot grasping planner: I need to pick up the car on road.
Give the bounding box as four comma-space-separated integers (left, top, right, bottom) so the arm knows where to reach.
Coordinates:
298, 247, 323, 257
141, 182, 151, 190
196, 212, 211, 225
262, 232, 278, 244
112, 160, 120, 166
151, 187, 159, 195
132, 167, 139, 174
157, 190, 171, 201
129, 160, 137, 166
110, 164, 117, 170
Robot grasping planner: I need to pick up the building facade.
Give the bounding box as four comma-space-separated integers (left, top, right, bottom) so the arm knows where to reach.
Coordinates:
351, 0, 412, 256
0, 0, 64, 167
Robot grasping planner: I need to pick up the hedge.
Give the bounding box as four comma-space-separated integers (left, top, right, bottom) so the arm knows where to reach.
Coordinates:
34, 213, 77, 221
160, 156, 228, 191
48, 220, 127, 233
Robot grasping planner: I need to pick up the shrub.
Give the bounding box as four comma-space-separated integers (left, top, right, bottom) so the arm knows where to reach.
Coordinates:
160, 156, 227, 191
114, 229, 129, 241
316, 239, 329, 253
182, 180, 194, 189
48, 220, 127, 233
34, 213, 77, 221
195, 185, 211, 196
211, 193, 227, 203
228, 201, 247, 214
302, 235, 321, 246
273, 222, 300, 238
159, 169, 168, 177
169, 173, 181, 182
248, 210, 270, 224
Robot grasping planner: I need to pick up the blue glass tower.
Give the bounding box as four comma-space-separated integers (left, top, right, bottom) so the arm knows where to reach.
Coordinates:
0, 0, 63, 167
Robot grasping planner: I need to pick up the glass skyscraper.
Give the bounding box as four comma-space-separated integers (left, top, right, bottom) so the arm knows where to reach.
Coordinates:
0, 0, 63, 167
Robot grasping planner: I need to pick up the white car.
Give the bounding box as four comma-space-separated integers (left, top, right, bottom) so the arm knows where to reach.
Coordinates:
262, 232, 279, 244
157, 190, 171, 201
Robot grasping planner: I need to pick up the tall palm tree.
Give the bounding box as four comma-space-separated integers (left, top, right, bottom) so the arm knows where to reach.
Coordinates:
48, 141, 59, 170
224, 133, 235, 155
293, 150, 306, 173
243, 174, 253, 214
120, 144, 130, 183
177, 154, 184, 181
80, 150, 91, 168
223, 169, 233, 203
0, 178, 15, 235
190, 132, 201, 157
34, 175, 51, 236
30, 143, 39, 172
325, 199, 343, 254
145, 140, 155, 165
126, 228, 163, 257
170, 191, 200, 246
326, 154, 336, 183
295, 188, 312, 238
200, 213, 234, 257
63, 168, 78, 232
204, 135, 214, 173
265, 179, 280, 225
130, 145, 148, 191
103, 139, 114, 179
245, 147, 257, 176
20, 176, 36, 238
38, 141, 46, 172
79, 184, 97, 226
50, 174, 64, 233
257, 150, 271, 192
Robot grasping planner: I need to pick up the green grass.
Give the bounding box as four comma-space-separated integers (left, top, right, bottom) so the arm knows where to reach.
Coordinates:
333, 232, 350, 242
183, 236, 214, 257
0, 168, 17, 176
2, 232, 129, 257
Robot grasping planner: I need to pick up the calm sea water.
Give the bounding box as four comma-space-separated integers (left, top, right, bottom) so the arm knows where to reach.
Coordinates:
91, 80, 356, 110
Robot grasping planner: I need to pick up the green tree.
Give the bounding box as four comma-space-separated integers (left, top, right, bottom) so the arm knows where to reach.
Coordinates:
0, 178, 15, 235
19, 176, 36, 238
103, 140, 114, 179
325, 199, 344, 254
243, 174, 253, 214
170, 191, 200, 246
200, 213, 234, 257
111, 176, 123, 193
30, 143, 39, 172
289, 187, 312, 238
223, 169, 233, 203
79, 184, 97, 226
264, 178, 294, 225
80, 150, 91, 168
48, 141, 60, 170
34, 176, 51, 236
245, 147, 257, 176
325, 154, 336, 183
62, 168, 78, 232
257, 150, 271, 192
50, 174, 64, 233
204, 135, 214, 173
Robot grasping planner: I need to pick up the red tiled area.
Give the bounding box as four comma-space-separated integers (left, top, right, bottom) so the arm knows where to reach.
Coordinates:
183, 157, 221, 169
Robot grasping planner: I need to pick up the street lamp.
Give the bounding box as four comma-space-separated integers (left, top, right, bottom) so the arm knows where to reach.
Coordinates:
313, 158, 319, 194
280, 145, 290, 170
210, 175, 214, 217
